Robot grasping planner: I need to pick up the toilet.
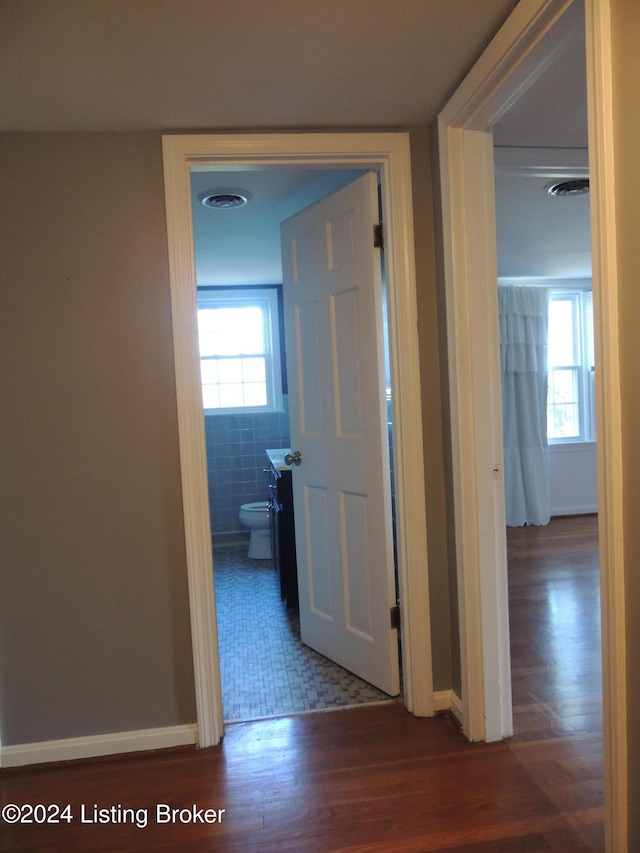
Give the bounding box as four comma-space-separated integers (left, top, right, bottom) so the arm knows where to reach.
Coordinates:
239, 501, 273, 559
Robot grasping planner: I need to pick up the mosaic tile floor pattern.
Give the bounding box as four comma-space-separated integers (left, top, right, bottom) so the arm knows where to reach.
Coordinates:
213, 544, 395, 722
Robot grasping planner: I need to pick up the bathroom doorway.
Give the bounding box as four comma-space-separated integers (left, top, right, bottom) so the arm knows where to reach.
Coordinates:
162, 131, 434, 746
191, 165, 399, 721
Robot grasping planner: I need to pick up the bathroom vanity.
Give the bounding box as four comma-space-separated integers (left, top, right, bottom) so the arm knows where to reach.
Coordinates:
266, 449, 298, 609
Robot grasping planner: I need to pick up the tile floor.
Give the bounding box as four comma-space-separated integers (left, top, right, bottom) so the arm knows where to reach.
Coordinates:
213, 544, 395, 721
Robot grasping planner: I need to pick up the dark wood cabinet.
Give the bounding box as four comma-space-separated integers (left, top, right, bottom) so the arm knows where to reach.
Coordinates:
267, 462, 298, 610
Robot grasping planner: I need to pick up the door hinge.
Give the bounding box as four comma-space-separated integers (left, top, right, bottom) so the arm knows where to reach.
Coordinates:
390, 604, 400, 631
373, 222, 384, 250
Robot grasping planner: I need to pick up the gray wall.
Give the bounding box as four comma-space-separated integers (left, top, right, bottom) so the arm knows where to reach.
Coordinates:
426, 124, 461, 697
548, 443, 598, 516
409, 128, 454, 694
0, 132, 196, 745
0, 128, 453, 747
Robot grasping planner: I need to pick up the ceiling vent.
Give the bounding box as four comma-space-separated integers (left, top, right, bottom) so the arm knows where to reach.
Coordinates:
546, 178, 590, 197
199, 189, 252, 209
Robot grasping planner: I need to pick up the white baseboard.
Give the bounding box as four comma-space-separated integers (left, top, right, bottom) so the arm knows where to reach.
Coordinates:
433, 690, 450, 712
433, 689, 463, 726
1, 724, 198, 768
449, 691, 463, 726
551, 505, 598, 516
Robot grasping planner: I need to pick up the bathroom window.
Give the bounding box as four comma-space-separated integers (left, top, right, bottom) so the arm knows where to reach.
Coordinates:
197, 286, 285, 414
547, 288, 595, 442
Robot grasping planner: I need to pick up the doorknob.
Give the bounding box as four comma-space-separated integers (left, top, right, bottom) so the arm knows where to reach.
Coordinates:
284, 450, 302, 466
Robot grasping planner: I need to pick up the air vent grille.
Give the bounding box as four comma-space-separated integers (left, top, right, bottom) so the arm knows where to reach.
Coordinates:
198, 189, 252, 209
546, 179, 590, 197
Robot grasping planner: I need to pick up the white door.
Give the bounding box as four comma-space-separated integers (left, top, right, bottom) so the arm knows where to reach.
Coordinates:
280, 172, 399, 696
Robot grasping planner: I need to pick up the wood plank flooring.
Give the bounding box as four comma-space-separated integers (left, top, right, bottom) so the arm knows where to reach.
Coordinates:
506, 514, 604, 852
0, 516, 604, 852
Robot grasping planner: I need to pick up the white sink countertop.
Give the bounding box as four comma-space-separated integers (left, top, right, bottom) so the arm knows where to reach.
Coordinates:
266, 448, 292, 471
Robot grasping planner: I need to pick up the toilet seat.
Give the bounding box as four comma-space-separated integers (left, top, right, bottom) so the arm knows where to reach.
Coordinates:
240, 501, 269, 513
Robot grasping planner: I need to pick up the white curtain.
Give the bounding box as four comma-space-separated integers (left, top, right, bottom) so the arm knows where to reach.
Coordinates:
499, 285, 550, 526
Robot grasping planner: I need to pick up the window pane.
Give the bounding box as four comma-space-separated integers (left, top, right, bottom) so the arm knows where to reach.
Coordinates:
219, 384, 244, 408
201, 385, 220, 409
200, 359, 218, 384
548, 298, 576, 366
197, 310, 222, 356
549, 403, 580, 438
548, 367, 580, 438
217, 358, 243, 384
242, 357, 266, 383
243, 383, 268, 407
550, 367, 577, 401
197, 306, 264, 356
585, 292, 595, 370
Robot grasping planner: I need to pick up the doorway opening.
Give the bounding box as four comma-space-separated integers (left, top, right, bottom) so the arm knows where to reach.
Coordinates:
162, 132, 434, 748
190, 165, 401, 721
489, 3, 602, 757
436, 0, 623, 844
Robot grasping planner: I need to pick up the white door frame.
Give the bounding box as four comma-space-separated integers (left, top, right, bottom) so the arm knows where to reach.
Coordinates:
437, 0, 625, 845
162, 132, 434, 748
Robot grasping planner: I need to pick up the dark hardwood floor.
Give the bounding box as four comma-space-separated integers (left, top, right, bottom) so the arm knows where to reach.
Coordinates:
0, 516, 604, 852
506, 514, 604, 852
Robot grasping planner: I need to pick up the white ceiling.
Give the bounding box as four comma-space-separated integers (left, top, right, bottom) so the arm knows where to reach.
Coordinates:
493, 13, 590, 281
0, 0, 518, 132
0, 0, 590, 283
191, 167, 366, 286
494, 166, 591, 280
493, 17, 588, 150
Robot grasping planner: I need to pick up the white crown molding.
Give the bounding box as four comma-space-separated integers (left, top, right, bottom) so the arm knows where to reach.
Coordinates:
498, 276, 592, 286
494, 145, 589, 177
